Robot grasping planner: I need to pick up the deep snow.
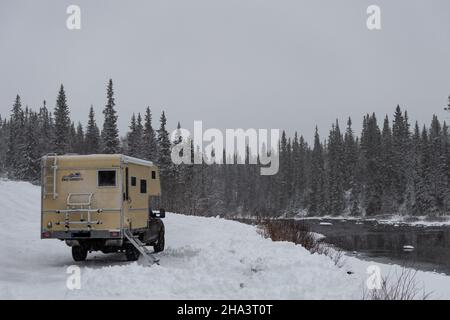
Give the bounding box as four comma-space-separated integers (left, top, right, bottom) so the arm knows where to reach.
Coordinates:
1, 180, 450, 299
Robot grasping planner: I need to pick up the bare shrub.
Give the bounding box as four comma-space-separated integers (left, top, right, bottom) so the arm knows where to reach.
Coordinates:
309, 243, 346, 267
330, 248, 346, 268
261, 220, 317, 251
260, 220, 345, 267
363, 267, 432, 300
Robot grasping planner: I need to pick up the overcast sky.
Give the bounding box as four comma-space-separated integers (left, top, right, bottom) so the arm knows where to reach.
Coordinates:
1, 0, 450, 142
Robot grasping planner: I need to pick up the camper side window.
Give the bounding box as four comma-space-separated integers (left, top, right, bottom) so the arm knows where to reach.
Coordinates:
140, 179, 147, 193
98, 170, 116, 187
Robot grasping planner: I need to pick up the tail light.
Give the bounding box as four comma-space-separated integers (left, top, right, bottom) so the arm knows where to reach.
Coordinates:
42, 231, 51, 238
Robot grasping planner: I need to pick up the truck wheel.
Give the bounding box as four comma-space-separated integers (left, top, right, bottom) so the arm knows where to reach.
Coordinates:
153, 229, 165, 253
72, 246, 87, 261
125, 243, 140, 261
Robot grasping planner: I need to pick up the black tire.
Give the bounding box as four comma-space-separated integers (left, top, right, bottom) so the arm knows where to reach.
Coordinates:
125, 243, 140, 261
153, 229, 165, 253
72, 246, 87, 262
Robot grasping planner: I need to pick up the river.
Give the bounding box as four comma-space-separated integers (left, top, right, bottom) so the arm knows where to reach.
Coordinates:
237, 217, 450, 275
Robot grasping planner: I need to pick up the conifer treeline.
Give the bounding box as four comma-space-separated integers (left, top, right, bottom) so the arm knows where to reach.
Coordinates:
1, 80, 449, 218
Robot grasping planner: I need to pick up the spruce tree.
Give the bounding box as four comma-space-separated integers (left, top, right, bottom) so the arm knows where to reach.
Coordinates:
127, 113, 137, 156
85, 106, 100, 154
391, 105, 410, 205
143, 107, 158, 162
73, 122, 85, 154
360, 113, 383, 216
426, 115, 447, 215
172, 122, 187, 210
297, 135, 308, 206
6, 95, 25, 178
291, 132, 303, 208
38, 100, 54, 155
53, 85, 71, 155
157, 111, 173, 207
278, 131, 289, 210
327, 121, 345, 215
343, 117, 358, 190
415, 126, 434, 215
441, 122, 450, 214
101, 79, 120, 154
135, 113, 144, 157
1, 117, 10, 174
126, 113, 144, 157
22, 111, 40, 181
380, 115, 395, 214
69, 122, 77, 153
309, 127, 327, 216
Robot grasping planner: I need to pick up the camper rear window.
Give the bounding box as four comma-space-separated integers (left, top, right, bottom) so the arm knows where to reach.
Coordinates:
98, 170, 116, 187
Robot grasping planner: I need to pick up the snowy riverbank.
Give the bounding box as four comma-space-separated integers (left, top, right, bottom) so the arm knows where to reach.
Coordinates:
1, 180, 450, 299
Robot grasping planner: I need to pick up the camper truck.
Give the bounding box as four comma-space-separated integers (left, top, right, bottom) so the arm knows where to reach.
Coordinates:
40, 154, 165, 263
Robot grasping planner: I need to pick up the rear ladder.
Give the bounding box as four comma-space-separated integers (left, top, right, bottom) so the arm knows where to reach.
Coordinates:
61, 193, 101, 230
43, 153, 58, 200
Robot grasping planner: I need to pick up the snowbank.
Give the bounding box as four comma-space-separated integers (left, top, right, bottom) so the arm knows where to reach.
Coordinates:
1, 180, 450, 299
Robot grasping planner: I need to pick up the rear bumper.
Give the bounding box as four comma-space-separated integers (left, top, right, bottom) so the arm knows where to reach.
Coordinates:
41, 230, 120, 239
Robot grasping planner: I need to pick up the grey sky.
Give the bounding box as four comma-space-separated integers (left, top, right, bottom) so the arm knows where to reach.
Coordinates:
1, 0, 450, 142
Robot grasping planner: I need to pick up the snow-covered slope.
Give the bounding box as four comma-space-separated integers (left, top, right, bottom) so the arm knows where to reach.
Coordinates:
1, 180, 450, 299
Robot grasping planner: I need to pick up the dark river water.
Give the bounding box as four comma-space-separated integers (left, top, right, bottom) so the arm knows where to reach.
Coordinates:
237, 218, 450, 275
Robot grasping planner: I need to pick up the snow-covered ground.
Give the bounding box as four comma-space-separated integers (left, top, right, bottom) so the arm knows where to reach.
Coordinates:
1, 180, 450, 299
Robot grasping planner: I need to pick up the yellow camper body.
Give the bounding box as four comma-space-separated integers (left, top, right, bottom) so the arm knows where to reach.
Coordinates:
41, 154, 165, 262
